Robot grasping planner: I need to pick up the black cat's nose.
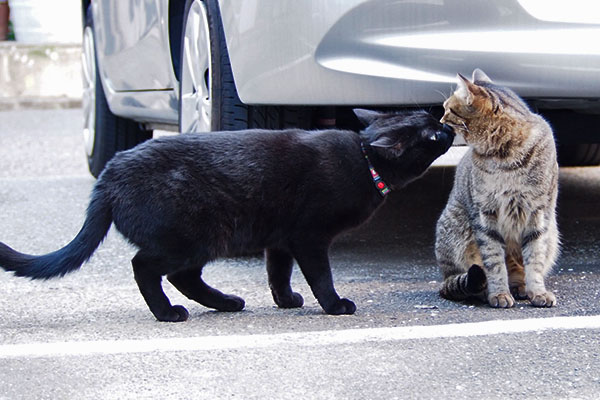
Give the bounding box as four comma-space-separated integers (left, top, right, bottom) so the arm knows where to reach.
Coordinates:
442, 124, 455, 136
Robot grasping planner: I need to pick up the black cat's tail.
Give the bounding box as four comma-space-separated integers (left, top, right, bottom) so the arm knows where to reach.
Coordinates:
439, 264, 487, 301
0, 189, 112, 279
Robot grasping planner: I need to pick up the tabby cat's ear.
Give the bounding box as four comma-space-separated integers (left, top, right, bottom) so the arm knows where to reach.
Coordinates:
472, 68, 492, 83
353, 108, 382, 127
456, 73, 483, 105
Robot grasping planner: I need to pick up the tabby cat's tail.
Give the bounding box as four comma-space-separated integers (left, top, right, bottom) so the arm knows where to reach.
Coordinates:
0, 189, 112, 279
439, 264, 487, 300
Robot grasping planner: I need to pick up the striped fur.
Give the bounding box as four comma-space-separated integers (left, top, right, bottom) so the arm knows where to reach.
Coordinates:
436, 69, 559, 308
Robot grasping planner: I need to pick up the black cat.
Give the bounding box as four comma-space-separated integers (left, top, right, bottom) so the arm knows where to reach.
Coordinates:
0, 109, 454, 322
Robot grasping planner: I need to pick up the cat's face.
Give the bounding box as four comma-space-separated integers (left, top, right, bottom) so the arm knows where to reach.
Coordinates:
440, 69, 532, 144
355, 109, 455, 182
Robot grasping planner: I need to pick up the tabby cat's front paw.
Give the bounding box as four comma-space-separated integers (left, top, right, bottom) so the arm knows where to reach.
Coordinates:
528, 291, 556, 307
488, 293, 515, 308
324, 298, 356, 315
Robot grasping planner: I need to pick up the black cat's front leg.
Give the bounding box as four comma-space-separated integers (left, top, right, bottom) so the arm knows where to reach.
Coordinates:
291, 244, 355, 315
266, 248, 304, 308
132, 252, 189, 322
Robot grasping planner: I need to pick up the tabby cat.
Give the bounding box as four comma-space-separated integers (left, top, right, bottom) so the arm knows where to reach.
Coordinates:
0, 109, 454, 321
436, 69, 559, 308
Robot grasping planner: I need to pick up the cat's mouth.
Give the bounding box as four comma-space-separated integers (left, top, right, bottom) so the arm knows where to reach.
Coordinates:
439, 123, 455, 143
440, 119, 459, 132
440, 114, 469, 138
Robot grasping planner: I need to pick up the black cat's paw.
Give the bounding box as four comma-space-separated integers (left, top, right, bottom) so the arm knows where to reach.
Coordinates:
215, 295, 245, 312
156, 305, 189, 322
274, 292, 304, 309
324, 298, 356, 315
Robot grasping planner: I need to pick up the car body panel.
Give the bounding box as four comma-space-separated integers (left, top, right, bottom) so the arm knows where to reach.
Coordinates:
220, 0, 600, 106
90, 0, 600, 126
91, 0, 178, 123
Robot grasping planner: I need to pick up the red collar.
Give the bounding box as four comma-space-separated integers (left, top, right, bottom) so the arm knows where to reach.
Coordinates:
361, 142, 390, 197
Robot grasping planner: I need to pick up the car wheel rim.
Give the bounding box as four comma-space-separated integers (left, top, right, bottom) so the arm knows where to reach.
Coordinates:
82, 25, 96, 157
180, 0, 212, 133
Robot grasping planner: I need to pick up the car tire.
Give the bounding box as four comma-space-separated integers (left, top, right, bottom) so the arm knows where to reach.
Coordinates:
179, 0, 312, 133
82, 7, 152, 178
558, 143, 600, 167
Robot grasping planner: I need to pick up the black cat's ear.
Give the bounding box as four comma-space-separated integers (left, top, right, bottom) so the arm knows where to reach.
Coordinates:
370, 135, 399, 148
472, 68, 492, 83
353, 109, 382, 127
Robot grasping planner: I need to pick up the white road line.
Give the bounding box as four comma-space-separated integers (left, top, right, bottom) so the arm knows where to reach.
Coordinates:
1, 315, 599, 359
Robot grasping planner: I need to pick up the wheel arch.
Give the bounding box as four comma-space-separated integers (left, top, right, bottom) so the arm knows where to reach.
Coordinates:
168, 0, 187, 82
81, 0, 91, 28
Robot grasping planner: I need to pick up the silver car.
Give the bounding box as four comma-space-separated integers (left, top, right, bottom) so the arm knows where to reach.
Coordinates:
81, 0, 600, 176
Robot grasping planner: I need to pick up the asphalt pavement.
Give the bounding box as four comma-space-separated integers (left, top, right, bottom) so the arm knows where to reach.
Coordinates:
0, 109, 599, 399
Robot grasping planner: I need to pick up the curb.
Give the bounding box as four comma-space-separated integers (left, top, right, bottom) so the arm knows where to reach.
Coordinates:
0, 96, 82, 111
0, 42, 83, 110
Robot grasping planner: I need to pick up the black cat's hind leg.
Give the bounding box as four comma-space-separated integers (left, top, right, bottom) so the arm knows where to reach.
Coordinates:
167, 268, 245, 312
292, 243, 355, 315
131, 252, 189, 322
266, 248, 304, 308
